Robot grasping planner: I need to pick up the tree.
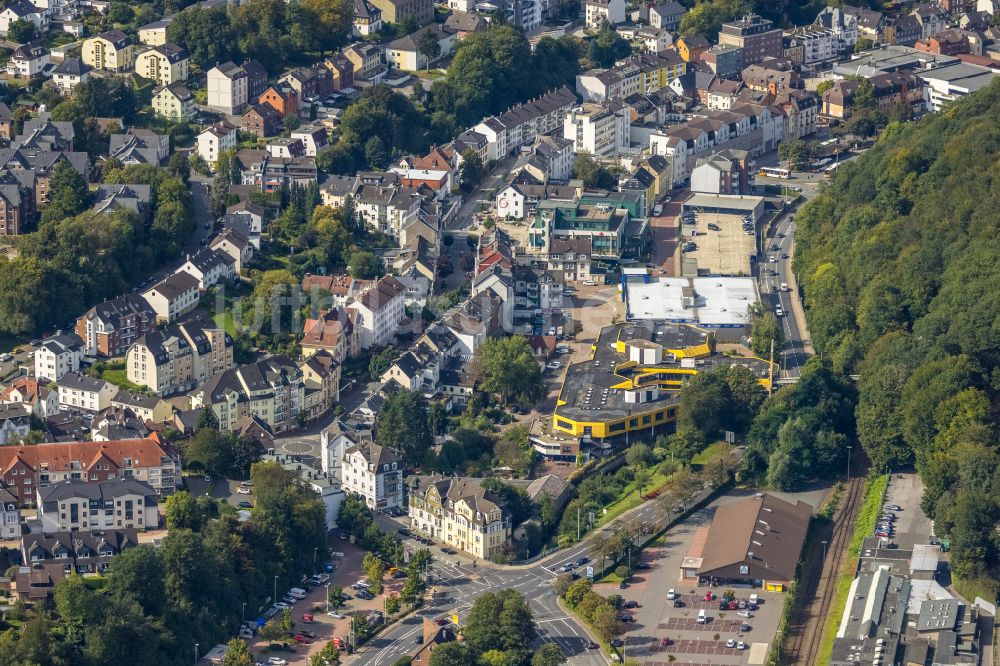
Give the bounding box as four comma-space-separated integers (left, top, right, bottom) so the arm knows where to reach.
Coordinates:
747, 302, 785, 360
418, 28, 442, 69
428, 642, 477, 666
376, 389, 433, 464
165, 491, 203, 530
222, 639, 254, 666
459, 150, 484, 193
362, 552, 385, 594
231, 434, 263, 479
777, 138, 811, 170
815, 79, 835, 95
7, 19, 35, 43
473, 336, 545, 405
185, 428, 234, 478
42, 161, 91, 224
572, 153, 616, 189
853, 37, 875, 53
462, 590, 536, 656
260, 615, 291, 642
588, 19, 631, 68
591, 604, 621, 642
348, 250, 384, 279
625, 443, 653, 468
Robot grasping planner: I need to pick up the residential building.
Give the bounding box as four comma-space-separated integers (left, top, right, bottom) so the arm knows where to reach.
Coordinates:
126, 319, 233, 396
385, 24, 456, 71
347, 275, 407, 349
300, 307, 359, 362
636, 27, 672, 55
0, 435, 181, 506
0, 0, 46, 39
690, 148, 752, 194
267, 137, 306, 159
34, 333, 84, 382
916, 28, 972, 55
821, 71, 925, 118
444, 11, 487, 37
1, 377, 58, 418
290, 123, 329, 157
90, 184, 149, 219
6, 42, 49, 80
191, 356, 305, 433
138, 17, 171, 46
894, 14, 923, 46
703, 44, 744, 78
75, 294, 156, 358
82, 30, 135, 73
37, 479, 159, 532
409, 476, 512, 560
0, 404, 30, 446
223, 200, 266, 247
57, 373, 118, 413
368, 0, 434, 26
207, 61, 250, 115
585, 0, 626, 28
354, 0, 383, 36
649, 0, 686, 30
783, 25, 838, 65
151, 81, 195, 120
742, 59, 801, 94
563, 102, 631, 158
344, 42, 386, 80
775, 89, 819, 138
813, 5, 859, 52
142, 271, 201, 324
109, 128, 170, 166
718, 14, 783, 66
342, 442, 403, 510
20, 529, 139, 578
575, 52, 686, 102
197, 122, 238, 167
177, 248, 236, 289
527, 191, 646, 262
135, 43, 189, 86
322, 54, 355, 91
676, 34, 711, 62
912, 3, 950, 39
0, 174, 32, 237
0, 484, 18, 538
300, 350, 340, 421
50, 57, 92, 94
241, 103, 282, 138
544, 237, 592, 283
111, 391, 173, 423
473, 86, 578, 161
258, 84, 300, 119
210, 228, 254, 274
278, 65, 334, 102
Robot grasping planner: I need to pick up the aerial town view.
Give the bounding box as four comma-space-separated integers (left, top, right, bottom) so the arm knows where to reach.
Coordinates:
0, 0, 997, 664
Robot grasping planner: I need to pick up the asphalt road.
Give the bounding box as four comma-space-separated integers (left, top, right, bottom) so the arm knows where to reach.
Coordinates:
347, 489, 709, 666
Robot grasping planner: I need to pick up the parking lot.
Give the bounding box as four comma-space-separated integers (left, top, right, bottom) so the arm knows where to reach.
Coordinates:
879, 472, 934, 550
680, 210, 756, 277
596, 486, 831, 665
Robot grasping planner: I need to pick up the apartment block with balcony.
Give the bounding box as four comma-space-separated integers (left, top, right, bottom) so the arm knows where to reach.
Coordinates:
37, 479, 159, 532
82, 30, 135, 73
342, 442, 403, 510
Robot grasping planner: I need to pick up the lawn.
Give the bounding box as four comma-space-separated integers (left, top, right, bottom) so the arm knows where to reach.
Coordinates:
691, 441, 730, 467
213, 311, 237, 337
953, 575, 999, 606
596, 467, 672, 528
816, 474, 888, 665
97, 367, 144, 392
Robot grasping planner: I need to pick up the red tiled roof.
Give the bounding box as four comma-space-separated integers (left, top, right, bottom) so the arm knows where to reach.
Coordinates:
0, 435, 176, 474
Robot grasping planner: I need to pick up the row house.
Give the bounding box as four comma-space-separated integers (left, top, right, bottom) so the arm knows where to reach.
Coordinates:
912, 3, 950, 40
279, 64, 334, 102
344, 42, 386, 82
342, 442, 404, 510
409, 476, 512, 560
206, 59, 268, 115
126, 318, 234, 396
75, 294, 156, 358
0, 484, 17, 538
0, 435, 182, 507
111, 392, 173, 424
34, 333, 83, 382
742, 59, 802, 94
57, 373, 118, 414
472, 86, 578, 162
813, 6, 859, 52
542, 237, 593, 283
1, 378, 59, 418
650, 103, 785, 185
576, 53, 687, 102
20, 529, 138, 577
300, 350, 340, 421
322, 54, 355, 91
259, 83, 299, 119
191, 356, 307, 434
37, 478, 159, 533
774, 89, 819, 139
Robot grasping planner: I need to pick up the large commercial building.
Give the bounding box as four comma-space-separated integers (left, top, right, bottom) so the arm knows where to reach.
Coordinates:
694, 493, 812, 591
550, 321, 774, 446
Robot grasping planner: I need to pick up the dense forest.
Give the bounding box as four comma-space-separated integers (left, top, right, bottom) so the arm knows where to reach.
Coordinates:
793, 80, 1000, 585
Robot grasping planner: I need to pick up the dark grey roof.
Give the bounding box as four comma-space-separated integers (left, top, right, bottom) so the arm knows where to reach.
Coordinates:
57, 372, 115, 393
40, 333, 83, 355
22, 528, 138, 562
112, 391, 162, 411
147, 271, 200, 299
38, 478, 157, 506
51, 57, 91, 77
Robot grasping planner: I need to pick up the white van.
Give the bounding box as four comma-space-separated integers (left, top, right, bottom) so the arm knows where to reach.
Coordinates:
749, 593, 759, 605
666, 589, 677, 600
288, 587, 307, 599
697, 609, 707, 623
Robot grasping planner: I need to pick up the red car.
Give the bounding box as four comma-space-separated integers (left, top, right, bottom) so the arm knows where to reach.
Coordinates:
704, 591, 713, 602
435, 618, 449, 626
293, 634, 313, 644
728, 601, 739, 610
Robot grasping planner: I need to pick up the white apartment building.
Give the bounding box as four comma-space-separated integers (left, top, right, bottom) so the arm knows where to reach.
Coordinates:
57, 373, 119, 413
0, 485, 18, 539
585, 0, 626, 29
472, 86, 578, 162
176, 248, 237, 289
36, 479, 160, 533
563, 102, 631, 158
342, 442, 404, 510
206, 61, 250, 115
197, 122, 238, 167
784, 26, 837, 65
347, 276, 407, 349
34, 333, 84, 382
142, 271, 201, 324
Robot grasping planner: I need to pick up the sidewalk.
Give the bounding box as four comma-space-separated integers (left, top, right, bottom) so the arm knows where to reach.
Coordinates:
785, 238, 814, 356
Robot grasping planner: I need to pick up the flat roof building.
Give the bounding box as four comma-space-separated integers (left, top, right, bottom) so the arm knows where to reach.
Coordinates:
624, 275, 759, 329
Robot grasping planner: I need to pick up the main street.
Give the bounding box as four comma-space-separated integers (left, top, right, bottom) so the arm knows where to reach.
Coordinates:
347, 487, 710, 666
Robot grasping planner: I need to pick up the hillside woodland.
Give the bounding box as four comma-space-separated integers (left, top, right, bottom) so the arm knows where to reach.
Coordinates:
793, 80, 1000, 584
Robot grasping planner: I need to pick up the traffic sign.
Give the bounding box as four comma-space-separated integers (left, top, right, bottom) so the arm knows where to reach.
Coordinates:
586, 566, 594, 579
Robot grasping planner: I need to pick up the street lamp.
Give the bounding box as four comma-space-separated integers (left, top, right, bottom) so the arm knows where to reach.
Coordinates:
314, 547, 319, 575
242, 602, 246, 624
273, 575, 278, 605
194, 643, 199, 664
846, 446, 853, 482
821, 540, 827, 562
326, 583, 331, 613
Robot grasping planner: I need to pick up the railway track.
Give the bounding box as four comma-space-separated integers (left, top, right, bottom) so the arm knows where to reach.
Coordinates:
785, 473, 867, 665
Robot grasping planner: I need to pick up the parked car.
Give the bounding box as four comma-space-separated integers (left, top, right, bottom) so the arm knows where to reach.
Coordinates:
885, 504, 902, 511
634, 562, 650, 570
610, 639, 624, 647
238, 501, 253, 509
740, 623, 752, 632
660, 637, 672, 647
623, 600, 639, 609
726, 639, 737, 648
267, 659, 288, 666
737, 641, 747, 650
619, 581, 629, 589
237, 486, 252, 495
441, 547, 456, 555
707, 223, 721, 231
666, 589, 677, 600
293, 634, 313, 644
